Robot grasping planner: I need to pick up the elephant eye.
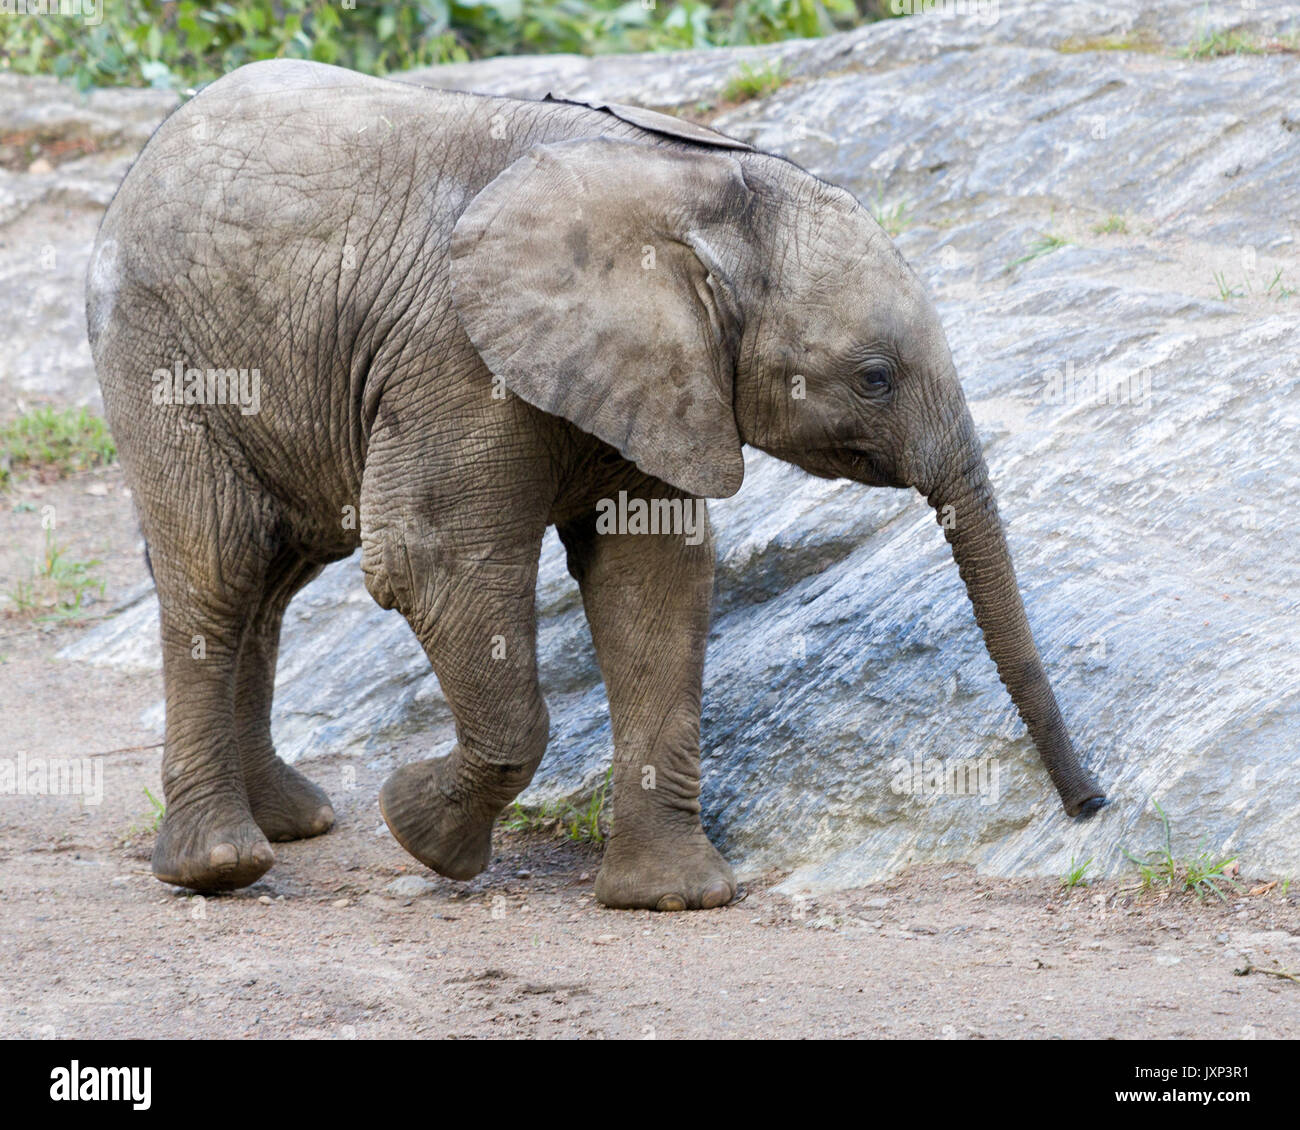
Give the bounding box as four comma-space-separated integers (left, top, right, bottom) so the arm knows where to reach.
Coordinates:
858, 364, 893, 393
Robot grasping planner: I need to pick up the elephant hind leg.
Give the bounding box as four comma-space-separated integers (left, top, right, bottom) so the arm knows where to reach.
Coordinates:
234, 548, 335, 843
147, 519, 276, 893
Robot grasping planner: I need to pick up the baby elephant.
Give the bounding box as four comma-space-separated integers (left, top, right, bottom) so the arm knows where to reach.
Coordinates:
88, 60, 1104, 909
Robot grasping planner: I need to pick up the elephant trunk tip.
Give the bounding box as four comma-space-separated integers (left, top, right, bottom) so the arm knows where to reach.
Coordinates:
1068, 792, 1109, 821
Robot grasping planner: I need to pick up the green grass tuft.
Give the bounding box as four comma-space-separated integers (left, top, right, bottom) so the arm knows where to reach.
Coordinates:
502, 767, 612, 844
722, 60, 787, 103
1178, 29, 1300, 60
1092, 213, 1128, 235
1213, 270, 1245, 300
0, 406, 116, 489
1005, 232, 1069, 272
869, 185, 913, 237
1060, 856, 1093, 889
142, 786, 165, 831
6, 527, 105, 621
1212, 267, 1293, 301
1265, 268, 1296, 300
119, 786, 166, 844
1122, 800, 1242, 902
1057, 34, 1161, 55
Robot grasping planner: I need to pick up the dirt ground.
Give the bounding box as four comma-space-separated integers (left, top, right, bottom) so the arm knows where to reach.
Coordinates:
2, 470, 1299, 1040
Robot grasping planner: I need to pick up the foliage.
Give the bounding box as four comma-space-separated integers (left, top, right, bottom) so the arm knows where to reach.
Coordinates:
2, 1, 882, 92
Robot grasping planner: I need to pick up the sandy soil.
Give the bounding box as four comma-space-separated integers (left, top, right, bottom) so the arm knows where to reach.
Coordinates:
2, 471, 1299, 1040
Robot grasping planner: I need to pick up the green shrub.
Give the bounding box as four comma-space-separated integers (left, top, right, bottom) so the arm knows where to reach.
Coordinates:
1, 1, 881, 93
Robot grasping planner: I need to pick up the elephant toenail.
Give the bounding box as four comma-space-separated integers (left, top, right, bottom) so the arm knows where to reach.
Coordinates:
314, 805, 335, 832
700, 882, 732, 909
656, 894, 687, 912
251, 843, 275, 868
209, 843, 238, 869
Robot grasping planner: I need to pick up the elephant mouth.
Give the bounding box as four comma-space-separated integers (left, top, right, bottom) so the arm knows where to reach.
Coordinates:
760, 442, 909, 490
843, 446, 908, 489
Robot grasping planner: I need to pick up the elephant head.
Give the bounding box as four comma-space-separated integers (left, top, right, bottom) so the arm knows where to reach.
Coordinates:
449, 134, 1106, 818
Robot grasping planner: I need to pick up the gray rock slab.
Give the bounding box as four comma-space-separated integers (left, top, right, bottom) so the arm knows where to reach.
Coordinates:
42, 0, 1300, 888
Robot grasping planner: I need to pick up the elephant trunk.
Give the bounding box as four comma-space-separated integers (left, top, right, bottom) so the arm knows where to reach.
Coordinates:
923, 409, 1105, 817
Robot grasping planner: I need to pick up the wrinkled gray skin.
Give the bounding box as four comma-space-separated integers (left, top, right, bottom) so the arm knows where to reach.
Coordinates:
87, 60, 1105, 908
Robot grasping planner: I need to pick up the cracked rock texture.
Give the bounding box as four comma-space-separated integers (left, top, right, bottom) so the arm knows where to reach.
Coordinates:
33, 0, 1300, 887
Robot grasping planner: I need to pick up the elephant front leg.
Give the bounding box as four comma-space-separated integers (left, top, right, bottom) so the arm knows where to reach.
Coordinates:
374, 521, 550, 881
559, 489, 735, 911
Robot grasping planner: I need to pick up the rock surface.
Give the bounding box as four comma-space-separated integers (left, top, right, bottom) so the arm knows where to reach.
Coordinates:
32, 0, 1300, 887
0, 75, 177, 410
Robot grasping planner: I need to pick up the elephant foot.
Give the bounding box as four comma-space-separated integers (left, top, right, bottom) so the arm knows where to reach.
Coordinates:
152, 799, 274, 892
244, 753, 335, 843
596, 828, 736, 911
379, 757, 502, 881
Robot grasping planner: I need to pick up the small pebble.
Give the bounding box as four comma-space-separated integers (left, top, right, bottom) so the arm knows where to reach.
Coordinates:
385, 875, 435, 898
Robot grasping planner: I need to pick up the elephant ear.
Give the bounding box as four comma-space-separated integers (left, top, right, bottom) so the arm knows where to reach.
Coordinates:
539, 93, 753, 151
449, 136, 751, 499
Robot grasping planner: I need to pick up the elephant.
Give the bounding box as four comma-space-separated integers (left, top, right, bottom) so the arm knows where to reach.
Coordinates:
86, 59, 1105, 910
